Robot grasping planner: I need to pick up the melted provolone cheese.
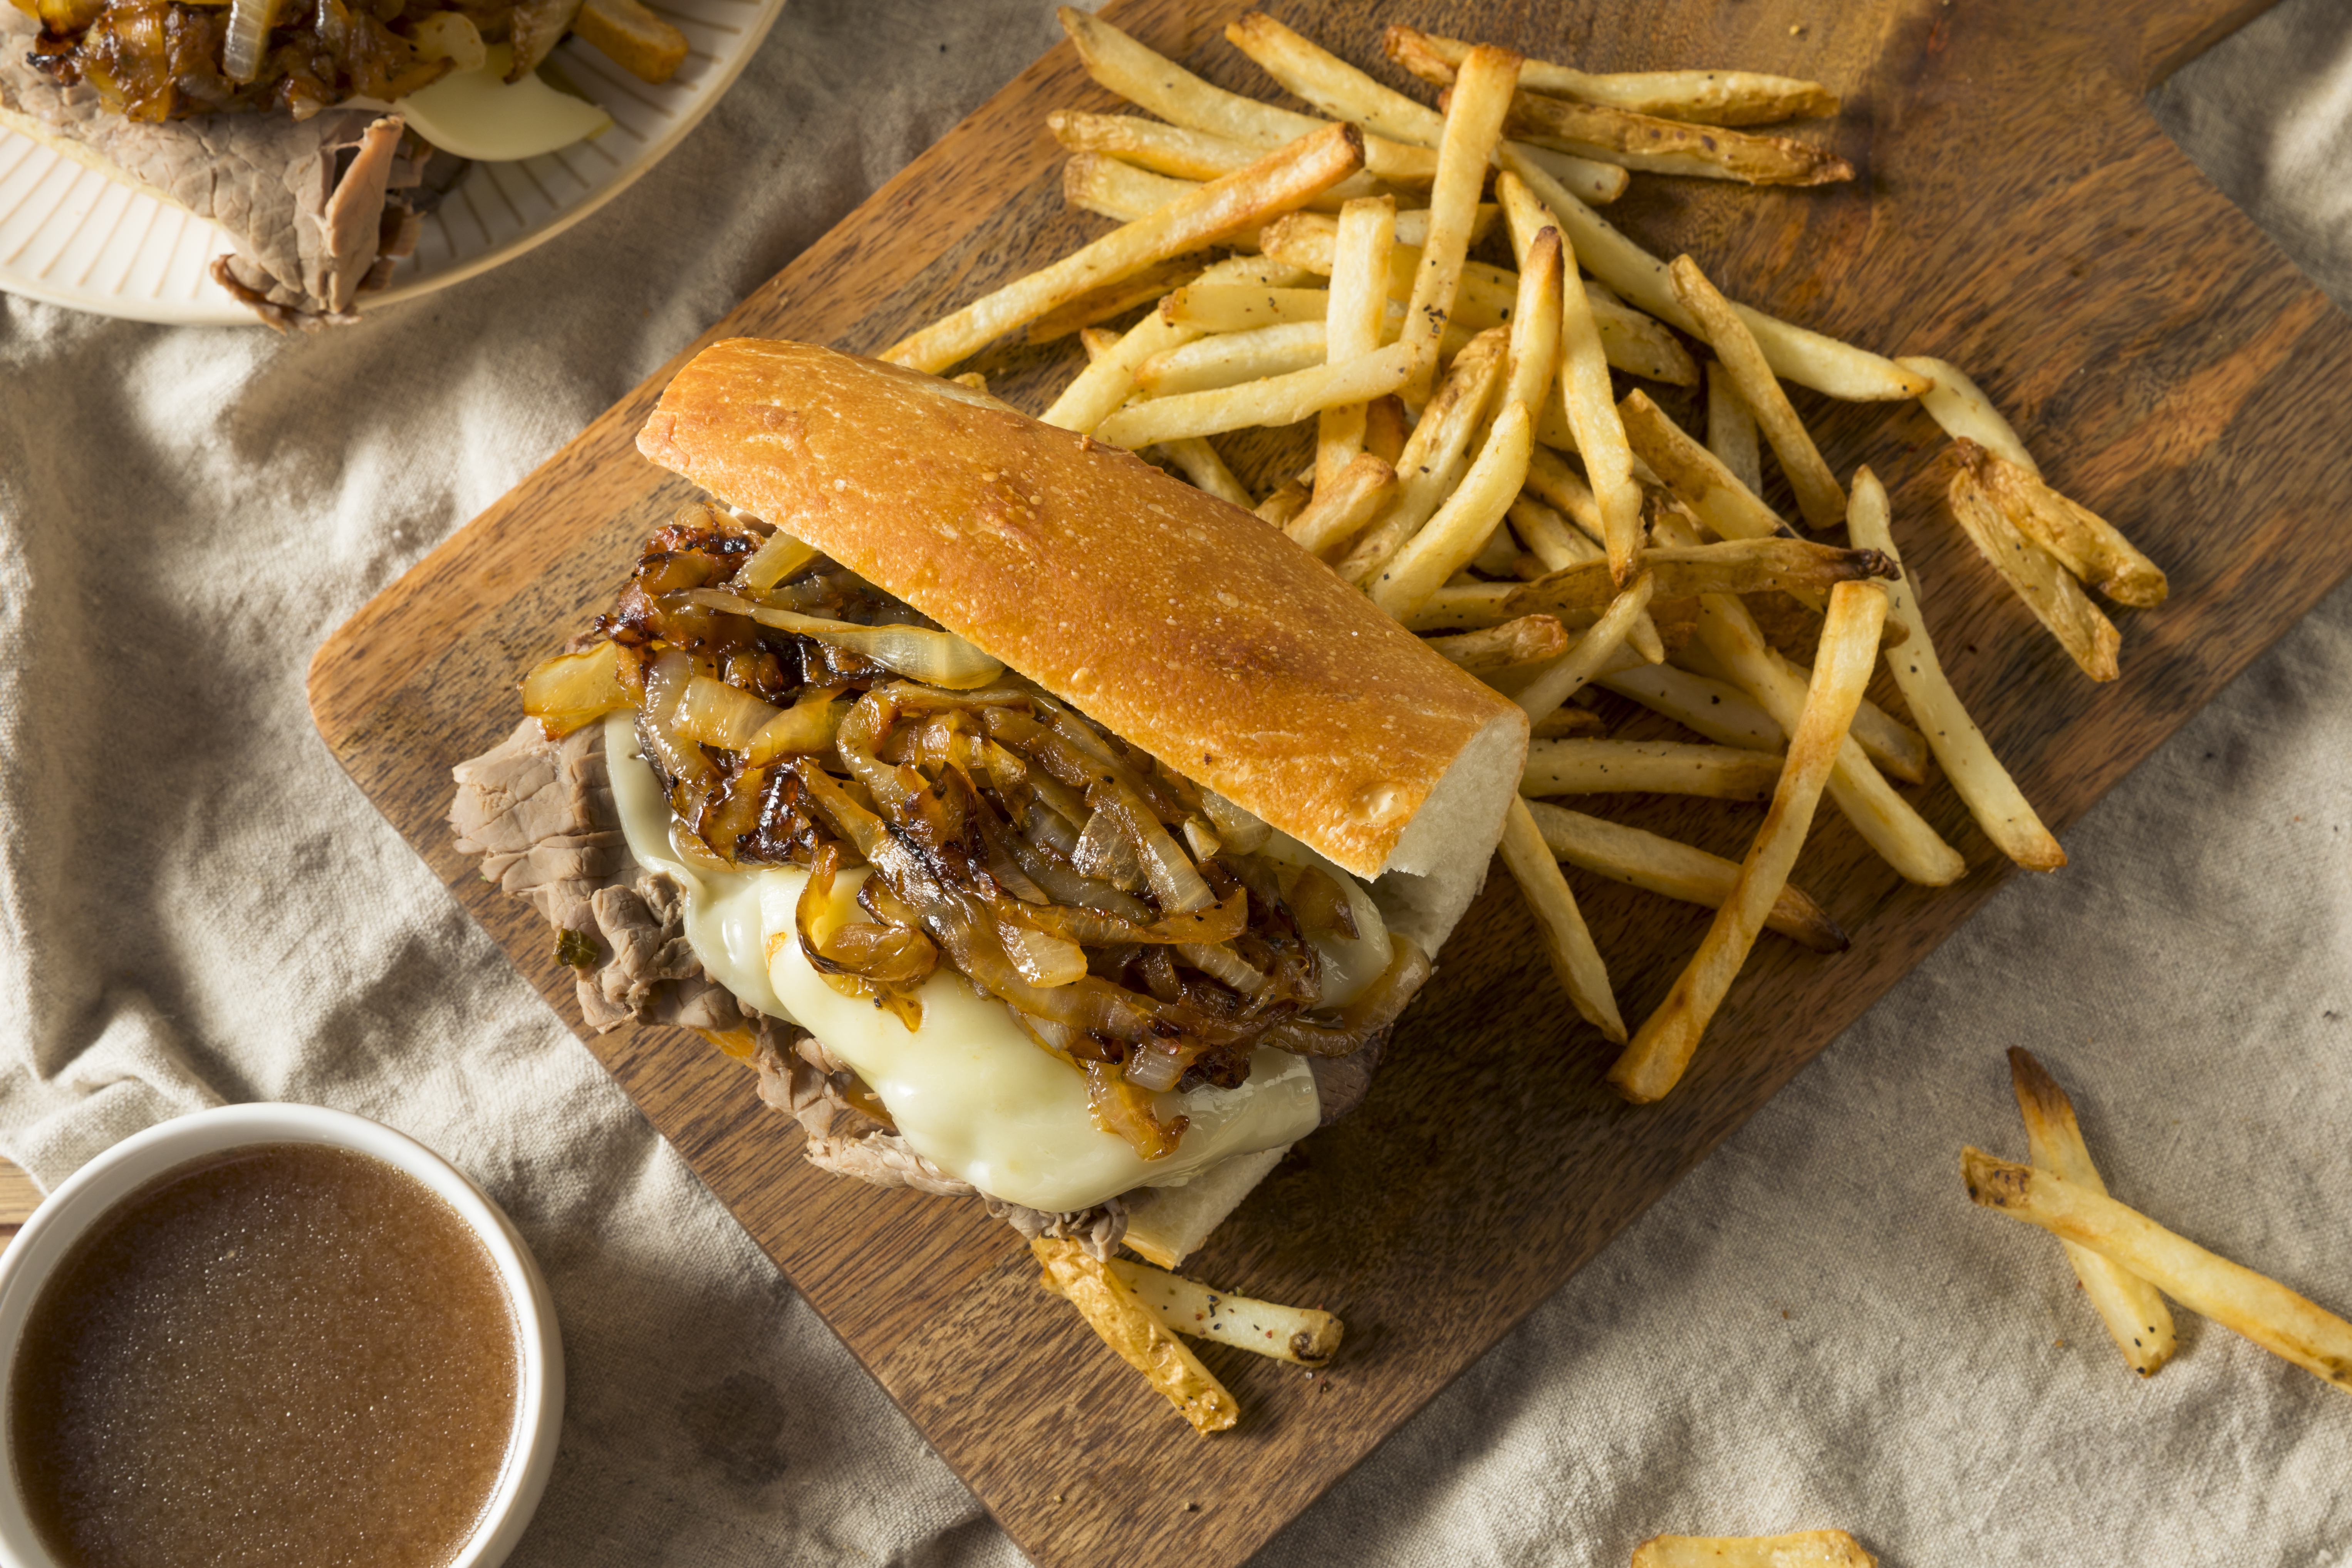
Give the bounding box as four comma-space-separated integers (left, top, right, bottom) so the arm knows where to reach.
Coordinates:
603, 713, 1379, 1212
394, 45, 610, 163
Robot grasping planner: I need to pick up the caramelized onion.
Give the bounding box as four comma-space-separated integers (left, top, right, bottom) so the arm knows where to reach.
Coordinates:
684, 591, 1004, 689
1201, 790, 1272, 853
639, 652, 717, 792
1092, 781, 1214, 914
1072, 807, 1146, 891
674, 674, 781, 751
220, 0, 278, 84
1123, 1043, 1183, 1092
1286, 865, 1361, 941
1084, 1061, 1187, 1160
1259, 937, 1432, 1058
794, 846, 936, 1019
732, 528, 821, 594
520, 641, 629, 738
745, 689, 847, 763
1177, 941, 1267, 995
996, 920, 1089, 989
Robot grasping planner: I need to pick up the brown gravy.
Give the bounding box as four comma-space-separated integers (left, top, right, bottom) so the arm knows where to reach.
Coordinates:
9, 1142, 520, 1568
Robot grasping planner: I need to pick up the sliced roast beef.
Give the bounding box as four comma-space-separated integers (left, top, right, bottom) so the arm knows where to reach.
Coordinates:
1307, 1030, 1389, 1125
451, 718, 624, 939
1, 7, 434, 329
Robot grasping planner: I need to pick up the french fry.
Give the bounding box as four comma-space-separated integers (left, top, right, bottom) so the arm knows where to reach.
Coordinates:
1423, 614, 1571, 673
1510, 173, 1642, 585
1286, 451, 1397, 558
1944, 449, 2121, 682
1338, 329, 1507, 584
1401, 580, 1517, 633
1254, 473, 1312, 527
1028, 256, 1209, 344
1397, 43, 1520, 399
1499, 229, 1565, 436
1256, 206, 1500, 267
1511, 571, 1657, 724
1706, 362, 1764, 494
1532, 705, 1607, 739
1510, 493, 1599, 570
1385, 26, 1839, 127
1588, 284, 1703, 385
1043, 254, 1308, 432
1501, 149, 1931, 401
1107, 1258, 1344, 1366
1501, 90, 1853, 186
1895, 354, 2039, 474
1619, 389, 1792, 542
1060, 154, 1272, 245
1675, 624, 1927, 784
2008, 1048, 2176, 1377
1369, 401, 1535, 620
1155, 438, 1251, 510
573, 0, 686, 82
1956, 443, 2167, 608
1159, 284, 1333, 331
883, 123, 1362, 373
1524, 447, 1606, 544
1507, 540, 1893, 618
1525, 800, 1848, 953
1058, 7, 1437, 186
1473, 514, 1527, 578
1032, 1237, 1240, 1434
1136, 321, 1329, 395
1523, 737, 1782, 801
1047, 108, 1387, 207
1694, 592, 1966, 887
1318, 195, 1398, 492
1670, 255, 1845, 530
1609, 580, 1886, 1102
1095, 339, 1418, 448
1142, 314, 1480, 393
1961, 1147, 2352, 1398
1225, 12, 1625, 205
1365, 394, 1410, 464
1500, 796, 1626, 1043
1844, 468, 2064, 870
1598, 663, 1783, 751
1632, 1532, 1877, 1568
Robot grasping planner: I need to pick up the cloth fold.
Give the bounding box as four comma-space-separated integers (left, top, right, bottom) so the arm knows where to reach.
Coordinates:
2, 0, 2348, 1563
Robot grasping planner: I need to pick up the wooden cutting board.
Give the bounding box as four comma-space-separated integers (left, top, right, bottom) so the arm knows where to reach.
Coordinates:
310, 0, 2341, 1561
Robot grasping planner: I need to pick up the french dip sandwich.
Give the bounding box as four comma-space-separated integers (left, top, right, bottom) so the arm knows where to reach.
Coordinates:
452, 339, 1528, 1266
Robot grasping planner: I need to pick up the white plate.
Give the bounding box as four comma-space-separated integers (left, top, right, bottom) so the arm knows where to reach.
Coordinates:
0, 0, 784, 326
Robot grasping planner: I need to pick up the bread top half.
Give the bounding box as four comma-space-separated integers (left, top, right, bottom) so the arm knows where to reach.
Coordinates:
637, 339, 1527, 895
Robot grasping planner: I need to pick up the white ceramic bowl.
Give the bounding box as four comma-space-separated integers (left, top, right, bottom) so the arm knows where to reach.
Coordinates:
0, 1104, 564, 1568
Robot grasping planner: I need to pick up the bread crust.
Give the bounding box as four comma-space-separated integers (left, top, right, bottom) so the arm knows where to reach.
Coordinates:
637, 339, 1527, 879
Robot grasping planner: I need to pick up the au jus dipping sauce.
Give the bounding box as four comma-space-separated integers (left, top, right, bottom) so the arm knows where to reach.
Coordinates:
9, 1142, 521, 1568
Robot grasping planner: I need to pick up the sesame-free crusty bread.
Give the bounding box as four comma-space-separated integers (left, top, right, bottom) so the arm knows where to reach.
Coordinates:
637, 338, 1528, 951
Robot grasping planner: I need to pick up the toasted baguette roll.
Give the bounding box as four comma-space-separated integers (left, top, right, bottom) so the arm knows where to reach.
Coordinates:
638, 339, 1531, 949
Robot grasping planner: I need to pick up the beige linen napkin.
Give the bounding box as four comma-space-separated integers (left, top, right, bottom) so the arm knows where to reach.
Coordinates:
2, 2, 2347, 1564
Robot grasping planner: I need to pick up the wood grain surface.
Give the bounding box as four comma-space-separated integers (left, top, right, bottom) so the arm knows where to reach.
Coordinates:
309, 0, 2338, 1563
0, 1160, 39, 1247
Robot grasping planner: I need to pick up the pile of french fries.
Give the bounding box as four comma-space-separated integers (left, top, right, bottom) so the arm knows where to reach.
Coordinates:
873, 10, 2178, 1426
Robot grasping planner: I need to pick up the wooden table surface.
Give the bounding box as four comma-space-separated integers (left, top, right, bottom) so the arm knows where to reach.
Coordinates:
0, 1159, 40, 1245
